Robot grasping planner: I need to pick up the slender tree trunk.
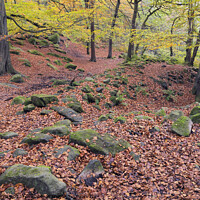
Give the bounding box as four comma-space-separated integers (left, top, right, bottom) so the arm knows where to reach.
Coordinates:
185, 1, 194, 65
192, 64, 200, 102
0, 0, 16, 75
127, 0, 138, 60
90, 0, 96, 62
190, 29, 200, 66
84, 0, 90, 55
107, 0, 120, 59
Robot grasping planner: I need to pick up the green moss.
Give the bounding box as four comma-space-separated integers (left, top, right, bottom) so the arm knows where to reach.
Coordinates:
28, 50, 44, 56
98, 115, 108, 121
171, 116, 192, 136
114, 116, 126, 124
53, 60, 63, 66
65, 63, 77, 70
11, 96, 26, 105
155, 108, 166, 117
48, 33, 60, 44
47, 63, 58, 70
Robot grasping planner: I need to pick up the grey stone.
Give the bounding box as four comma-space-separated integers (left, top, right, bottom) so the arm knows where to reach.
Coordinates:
40, 110, 53, 115
77, 160, 104, 186
21, 133, 53, 145
167, 110, 184, 121
171, 116, 192, 137
51, 106, 83, 124
54, 145, 80, 161
13, 148, 28, 157
0, 164, 66, 196
0, 132, 18, 139
54, 119, 71, 127
96, 87, 103, 93
42, 125, 70, 136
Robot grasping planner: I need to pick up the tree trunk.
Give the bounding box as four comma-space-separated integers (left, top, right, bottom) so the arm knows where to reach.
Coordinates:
0, 0, 16, 75
190, 29, 200, 66
84, 0, 90, 55
107, 0, 120, 59
127, 0, 138, 60
90, 0, 96, 62
192, 64, 200, 102
184, 1, 194, 65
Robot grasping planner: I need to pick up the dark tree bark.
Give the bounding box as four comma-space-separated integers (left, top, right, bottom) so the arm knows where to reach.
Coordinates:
184, 1, 194, 65
127, 0, 139, 60
84, 0, 90, 55
90, 0, 96, 62
192, 64, 200, 102
0, 0, 16, 75
190, 29, 200, 66
107, 0, 120, 59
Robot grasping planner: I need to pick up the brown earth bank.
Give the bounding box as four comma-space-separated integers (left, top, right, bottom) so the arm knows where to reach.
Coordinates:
0, 36, 199, 199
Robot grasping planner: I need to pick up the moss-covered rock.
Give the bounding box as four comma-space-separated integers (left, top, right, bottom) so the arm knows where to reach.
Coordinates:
54, 145, 80, 160
53, 60, 63, 66
28, 49, 44, 56
98, 115, 108, 121
0, 164, 66, 196
190, 106, 200, 116
155, 108, 166, 116
103, 78, 110, 84
171, 116, 192, 136
69, 129, 131, 155
23, 104, 35, 113
52, 79, 68, 86
11, 96, 26, 105
21, 133, 53, 145
10, 74, 24, 83
51, 106, 83, 124
67, 102, 84, 113
65, 63, 77, 70
134, 115, 154, 121
47, 63, 58, 71
190, 113, 200, 123
55, 48, 66, 54
77, 160, 104, 186
96, 87, 103, 93
93, 105, 101, 111
85, 77, 94, 82
13, 148, 28, 158
114, 116, 126, 124
41, 125, 70, 136
48, 33, 60, 44
19, 58, 31, 67
84, 93, 96, 103
167, 110, 184, 121
0, 132, 18, 139
54, 119, 71, 127
31, 94, 58, 107
40, 110, 53, 115
24, 97, 32, 106
81, 85, 94, 93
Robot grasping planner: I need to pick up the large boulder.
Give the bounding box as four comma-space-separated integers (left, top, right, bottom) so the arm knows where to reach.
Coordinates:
69, 129, 131, 155
41, 125, 70, 136
51, 106, 83, 124
77, 160, 104, 186
31, 94, 58, 107
21, 133, 53, 145
0, 164, 66, 196
171, 116, 193, 136
54, 145, 80, 161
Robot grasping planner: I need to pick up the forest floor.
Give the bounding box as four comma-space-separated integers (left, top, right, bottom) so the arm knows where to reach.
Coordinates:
0, 37, 199, 199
